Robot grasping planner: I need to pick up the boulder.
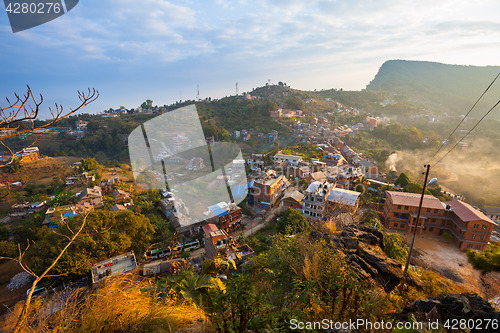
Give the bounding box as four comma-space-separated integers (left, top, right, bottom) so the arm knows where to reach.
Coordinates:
393, 293, 500, 329
358, 247, 403, 291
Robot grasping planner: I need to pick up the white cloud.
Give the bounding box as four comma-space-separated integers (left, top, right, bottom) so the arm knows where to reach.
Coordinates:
1, 0, 500, 107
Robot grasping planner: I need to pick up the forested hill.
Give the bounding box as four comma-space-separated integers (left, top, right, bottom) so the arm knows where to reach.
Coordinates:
366, 60, 500, 118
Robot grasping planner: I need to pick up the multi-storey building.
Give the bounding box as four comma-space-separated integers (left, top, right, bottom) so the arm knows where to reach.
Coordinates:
272, 154, 303, 166
16, 147, 40, 162
204, 201, 242, 231
202, 223, 254, 263
302, 181, 335, 220
383, 191, 495, 251
482, 207, 500, 224
249, 170, 288, 210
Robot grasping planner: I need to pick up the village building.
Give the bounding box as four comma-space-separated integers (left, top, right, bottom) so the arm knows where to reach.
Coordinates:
43, 205, 78, 227
383, 191, 495, 251
282, 190, 305, 210
113, 189, 134, 206
202, 224, 254, 263
306, 171, 327, 183
326, 187, 361, 209
110, 204, 128, 212
91, 251, 137, 284
323, 154, 346, 166
302, 181, 335, 220
75, 186, 104, 208
15, 147, 40, 162
287, 165, 311, 179
248, 170, 288, 211
186, 157, 205, 170
481, 207, 500, 224
203, 201, 242, 231
272, 153, 303, 166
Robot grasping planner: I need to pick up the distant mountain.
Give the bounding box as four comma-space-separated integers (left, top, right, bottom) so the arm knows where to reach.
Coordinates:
366, 60, 500, 117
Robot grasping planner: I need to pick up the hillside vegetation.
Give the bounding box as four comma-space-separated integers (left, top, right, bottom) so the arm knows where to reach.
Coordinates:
366, 60, 500, 118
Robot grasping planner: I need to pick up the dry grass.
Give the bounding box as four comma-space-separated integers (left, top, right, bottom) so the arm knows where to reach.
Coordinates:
1, 274, 212, 333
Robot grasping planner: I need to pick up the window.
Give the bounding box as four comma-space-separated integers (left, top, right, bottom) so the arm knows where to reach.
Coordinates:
482, 225, 487, 230
474, 224, 479, 229
431, 218, 436, 223
471, 234, 476, 240
479, 235, 484, 241
394, 223, 399, 228
467, 244, 473, 248
397, 205, 401, 209
429, 227, 434, 232
475, 245, 481, 250
434, 209, 439, 214
426, 208, 431, 213
404, 206, 408, 210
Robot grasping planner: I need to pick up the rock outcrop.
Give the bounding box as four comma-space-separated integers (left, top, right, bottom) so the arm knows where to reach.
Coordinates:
393, 293, 500, 332
311, 225, 423, 292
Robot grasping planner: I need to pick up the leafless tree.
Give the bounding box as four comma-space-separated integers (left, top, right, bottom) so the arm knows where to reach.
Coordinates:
0, 85, 98, 167
0, 212, 90, 333
324, 199, 362, 228
0, 86, 98, 198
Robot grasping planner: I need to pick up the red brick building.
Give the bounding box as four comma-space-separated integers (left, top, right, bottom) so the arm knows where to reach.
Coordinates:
383, 191, 495, 251
204, 202, 242, 231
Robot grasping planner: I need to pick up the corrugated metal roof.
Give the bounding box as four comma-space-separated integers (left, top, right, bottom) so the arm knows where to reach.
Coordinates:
327, 188, 360, 206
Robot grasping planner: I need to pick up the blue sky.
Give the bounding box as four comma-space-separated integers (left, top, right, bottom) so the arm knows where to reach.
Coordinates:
1, 0, 499, 116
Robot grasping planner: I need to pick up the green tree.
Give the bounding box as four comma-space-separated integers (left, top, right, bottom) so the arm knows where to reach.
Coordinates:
80, 157, 100, 172
276, 208, 310, 234
5, 158, 22, 173
25, 210, 154, 282
383, 233, 409, 264
394, 172, 410, 187
467, 242, 500, 273
285, 96, 304, 110
0, 240, 17, 262
208, 274, 260, 333
141, 99, 153, 109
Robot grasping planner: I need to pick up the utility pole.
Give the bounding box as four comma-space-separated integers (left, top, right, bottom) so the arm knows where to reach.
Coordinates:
400, 164, 430, 292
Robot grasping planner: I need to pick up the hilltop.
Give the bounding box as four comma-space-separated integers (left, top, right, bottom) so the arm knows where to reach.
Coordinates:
366, 60, 500, 118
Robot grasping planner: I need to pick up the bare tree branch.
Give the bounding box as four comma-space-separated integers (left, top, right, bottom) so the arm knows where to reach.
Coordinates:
0, 86, 99, 200
7, 212, 91, 333
0, 86, 99, 157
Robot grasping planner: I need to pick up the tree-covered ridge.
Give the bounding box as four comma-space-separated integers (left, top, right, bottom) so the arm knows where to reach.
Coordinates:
366, 60, 500, 118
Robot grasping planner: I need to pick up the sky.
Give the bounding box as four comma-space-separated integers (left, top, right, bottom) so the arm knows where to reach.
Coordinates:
1, 0, 500, 116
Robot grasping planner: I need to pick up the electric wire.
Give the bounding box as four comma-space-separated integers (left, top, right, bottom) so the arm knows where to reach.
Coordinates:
428, 72, 500, 164
433, 99, 500, 166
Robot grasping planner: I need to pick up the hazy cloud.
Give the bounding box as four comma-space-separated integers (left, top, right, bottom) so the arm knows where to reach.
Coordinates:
0, 0, 499, 109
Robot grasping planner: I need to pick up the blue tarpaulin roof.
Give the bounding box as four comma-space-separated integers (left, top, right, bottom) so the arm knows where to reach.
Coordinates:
325, 154, 341, 159
208, 204, 228, 217
61, 212, 76, 218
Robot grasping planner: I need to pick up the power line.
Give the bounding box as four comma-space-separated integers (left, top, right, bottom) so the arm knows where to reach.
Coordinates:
434, 99, 500, 166
428, 72, 500, 164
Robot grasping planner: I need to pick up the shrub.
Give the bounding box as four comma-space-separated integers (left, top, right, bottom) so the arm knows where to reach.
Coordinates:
442, 232, 452, 241
383, 232, 409, 264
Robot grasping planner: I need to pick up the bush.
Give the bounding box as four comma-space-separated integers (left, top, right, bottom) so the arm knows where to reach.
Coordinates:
276, 208, 310, 234
442, 232, 452, 241
383, 232, 408, 264
467, 241, 500, 273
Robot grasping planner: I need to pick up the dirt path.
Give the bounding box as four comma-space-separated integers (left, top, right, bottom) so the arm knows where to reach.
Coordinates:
404, 233, 500, 299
